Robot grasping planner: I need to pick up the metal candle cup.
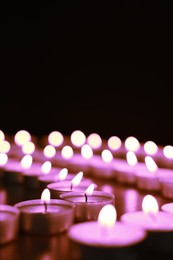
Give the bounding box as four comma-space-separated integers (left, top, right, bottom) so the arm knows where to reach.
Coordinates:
0, 204, 20, 244
60, 191, 115, 222
14, 199, 75, 235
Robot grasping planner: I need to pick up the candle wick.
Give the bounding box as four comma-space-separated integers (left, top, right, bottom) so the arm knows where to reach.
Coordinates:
70, 183, 73, 190
84, 193, 88, 203
44, 201, 47, 213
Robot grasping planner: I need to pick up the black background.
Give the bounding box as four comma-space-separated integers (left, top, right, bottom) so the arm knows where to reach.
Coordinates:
0, 3, 173, 146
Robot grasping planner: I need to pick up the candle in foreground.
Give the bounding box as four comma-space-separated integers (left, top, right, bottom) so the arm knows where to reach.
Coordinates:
120, 194, 173, 252
14, 188, 75, 235
60, 184, 115, 222
68, 204, 147, 259
0, 204, 20, 244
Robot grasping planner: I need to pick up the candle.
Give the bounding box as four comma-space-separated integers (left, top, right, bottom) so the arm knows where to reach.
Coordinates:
0, 204, 20, 244
60, 184, 115, 222
120, 194, 173, 252
14, 188, 75, 235
47, 171, 95, 198
68, 204, 147, 259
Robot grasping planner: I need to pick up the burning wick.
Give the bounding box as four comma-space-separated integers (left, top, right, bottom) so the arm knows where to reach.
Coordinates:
41, 188, 51, 213
84, 183, 95, 203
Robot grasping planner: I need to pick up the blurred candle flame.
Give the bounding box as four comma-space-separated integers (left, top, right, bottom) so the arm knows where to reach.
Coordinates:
70, 130, 86, 147
57, 168, 68, 181
145, 156, 158, 172
48, 131, 64, 147
20, 154, 33, 169
61, 145, 74, 159
101, 149, 113, 163
41, 161, 52, 174
71, 171, 83, 186
0, 153, 8, 166
126, 151, 138, 166
81, 144, 93, 159
163, 145, 173, 159
43, 145, 56, 158
98, 204, 117, 228
144, 141, 158, 155
124, 136, 140, 152
142, 194, 159, 214
0, 140, 11, 153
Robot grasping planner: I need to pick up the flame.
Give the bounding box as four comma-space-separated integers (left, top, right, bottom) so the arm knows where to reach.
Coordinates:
0, 153, 8, 166
71, 171, 83, 186
20, 155, 33, 169
22, 141, 35, 154
61, 145, 74, 159
124, 136, 140, 152
70, 130, 86, 147
41, 188, 51, 202
0, 130, 5, 142
145, 156, 158, 172
142, 194, 159, 214
81, 144, 93, 159
98, 204, 117, 228
144, 141, 158, 155
126, 151, 138, 166
85, 183, 95, 195
0, 140, 10, 153
163, 145, 173, 159
87, 133, 102, 149
41, 161, 52, 174
58, 168, 68, 180
14, 130, 31, 146
43, 145, 56, 158
101, 149, 113, 163
48, 131, 64, 147
107, 136, 122, 151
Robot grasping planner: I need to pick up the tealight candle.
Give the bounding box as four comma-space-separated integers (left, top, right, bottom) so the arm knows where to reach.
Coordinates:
14, 188, 75, 235
120, 194, 173, 252
0, 204, 20, 244
68, 204, 147, 259
60, 184, 115, 222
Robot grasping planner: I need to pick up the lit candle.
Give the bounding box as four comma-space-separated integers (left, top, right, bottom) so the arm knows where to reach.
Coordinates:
47, 171, 95, 198
14, 188, 75, 235
120, 194, 173, 252
68, 204, 147, 259
0, 204, 20, 244
60, 183, 115, 222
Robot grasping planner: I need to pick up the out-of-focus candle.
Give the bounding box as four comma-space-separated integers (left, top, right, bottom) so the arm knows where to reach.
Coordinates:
68, 204, 147, 259
70, 130, 86, 149
0, 204, 20, 244
60, 183, 115, 222
15, 188, 75, 235
121, 194, 173, 252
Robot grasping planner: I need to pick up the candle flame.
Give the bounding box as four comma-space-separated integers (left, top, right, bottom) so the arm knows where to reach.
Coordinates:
142, 194, 159, 214
14, 130, 31, 146
101, 149, 113, 163
85, 183, 95, 195
0, 130, 5, 142
41, 188, 51, 202
71, 171, 83, 186
126, 151, 138, 166
61, 145, 74, 159
98, 204, 117, 228
20, 154, 33, 169
43, 145, 56, 158
81, 144, 93, 159
87, 133, 102, 150
48, 131, 64, 147
107, 136, 122, 151
124, 136, 140, 152
70, 130, 86, 147
0, 140, 11, 153
41, 161, 52, 174
0, 153, 8, 166
144, 141, 158, 155
145, 156, 158, 172
22, 141, 35, 155
163, 145, 173, 159
58, 168, 68, 181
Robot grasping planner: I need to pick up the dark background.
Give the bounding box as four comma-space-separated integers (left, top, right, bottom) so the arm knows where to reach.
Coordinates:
0, 3, 173, 146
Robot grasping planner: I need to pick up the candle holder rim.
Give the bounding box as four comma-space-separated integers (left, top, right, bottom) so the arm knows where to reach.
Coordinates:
0, 204, 20, 215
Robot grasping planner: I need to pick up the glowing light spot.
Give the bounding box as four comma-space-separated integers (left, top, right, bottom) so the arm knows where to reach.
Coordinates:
81, 144, 93, 159
61, 145, 74, 159
163, 145, 173, 159
85, 183, 95, 195
145, 156, 158, 172
41, 161, 52, 174
0, 153, 8, 166
58, 168, 68, 181
142, 194, 159, 214
124, 136, 140, 152
144, 141, 158, 155
98, 204, 117, 228
126, 151, 138, 166
20, 155, 33, 169
87, 133, 102, 150
71, 171, 83, 186
70, 130, 86, 148
43, 145, 56, 158
101, 149, 113, 163
48, 131, 64, 147
107, 136, 122, 151
0, 140, 11, 153
0, 130, 5, 142
22, 141, 35, 154
14, 130, 31, 146
41, 188, 51, 202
